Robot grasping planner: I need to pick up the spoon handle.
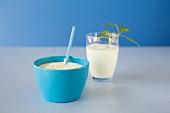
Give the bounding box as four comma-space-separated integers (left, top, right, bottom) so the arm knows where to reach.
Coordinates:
64, 26, 76, 65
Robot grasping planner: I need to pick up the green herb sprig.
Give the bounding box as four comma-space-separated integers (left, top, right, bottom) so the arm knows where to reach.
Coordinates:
98, 23, 140, 47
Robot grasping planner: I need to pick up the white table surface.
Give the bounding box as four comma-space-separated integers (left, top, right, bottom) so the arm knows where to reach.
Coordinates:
0, 47, 170, 113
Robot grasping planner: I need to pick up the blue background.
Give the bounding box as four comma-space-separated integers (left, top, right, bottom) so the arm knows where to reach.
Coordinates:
0, 0, 170, 46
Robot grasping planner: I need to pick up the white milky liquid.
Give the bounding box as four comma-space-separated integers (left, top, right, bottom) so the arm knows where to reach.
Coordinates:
86, 43, 119, 78
39, 62, 82, 70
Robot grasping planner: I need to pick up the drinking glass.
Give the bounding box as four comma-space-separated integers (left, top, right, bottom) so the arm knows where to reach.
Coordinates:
86, 32, 119, 81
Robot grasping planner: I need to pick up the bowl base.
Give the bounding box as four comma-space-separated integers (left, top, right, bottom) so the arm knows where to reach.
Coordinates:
43, 97, 80, 103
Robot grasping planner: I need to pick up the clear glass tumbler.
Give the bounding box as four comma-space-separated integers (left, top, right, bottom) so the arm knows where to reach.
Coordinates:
86, 32, 119, 81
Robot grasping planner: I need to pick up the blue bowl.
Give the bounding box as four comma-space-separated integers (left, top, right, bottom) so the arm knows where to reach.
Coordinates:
33, 56, 89, 103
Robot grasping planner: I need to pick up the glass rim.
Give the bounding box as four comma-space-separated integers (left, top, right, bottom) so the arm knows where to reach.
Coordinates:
86, 32, 119, 36
86, 32, 101, 36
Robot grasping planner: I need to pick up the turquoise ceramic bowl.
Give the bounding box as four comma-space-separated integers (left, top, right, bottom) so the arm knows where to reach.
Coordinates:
33, 56, 89, 103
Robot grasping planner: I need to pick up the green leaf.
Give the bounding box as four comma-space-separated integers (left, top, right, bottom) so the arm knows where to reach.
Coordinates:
102, 22, 140, 47
101, 30, 110, 36
120, 35, 140, 47
103, 23, 118, 27
119, 27, 129, 32
103, 23, 114, 26
98, 36, 110, 38
114, 24, 119, 27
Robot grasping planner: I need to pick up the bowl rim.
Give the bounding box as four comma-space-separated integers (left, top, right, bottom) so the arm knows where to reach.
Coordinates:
33, 56, 89, 71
